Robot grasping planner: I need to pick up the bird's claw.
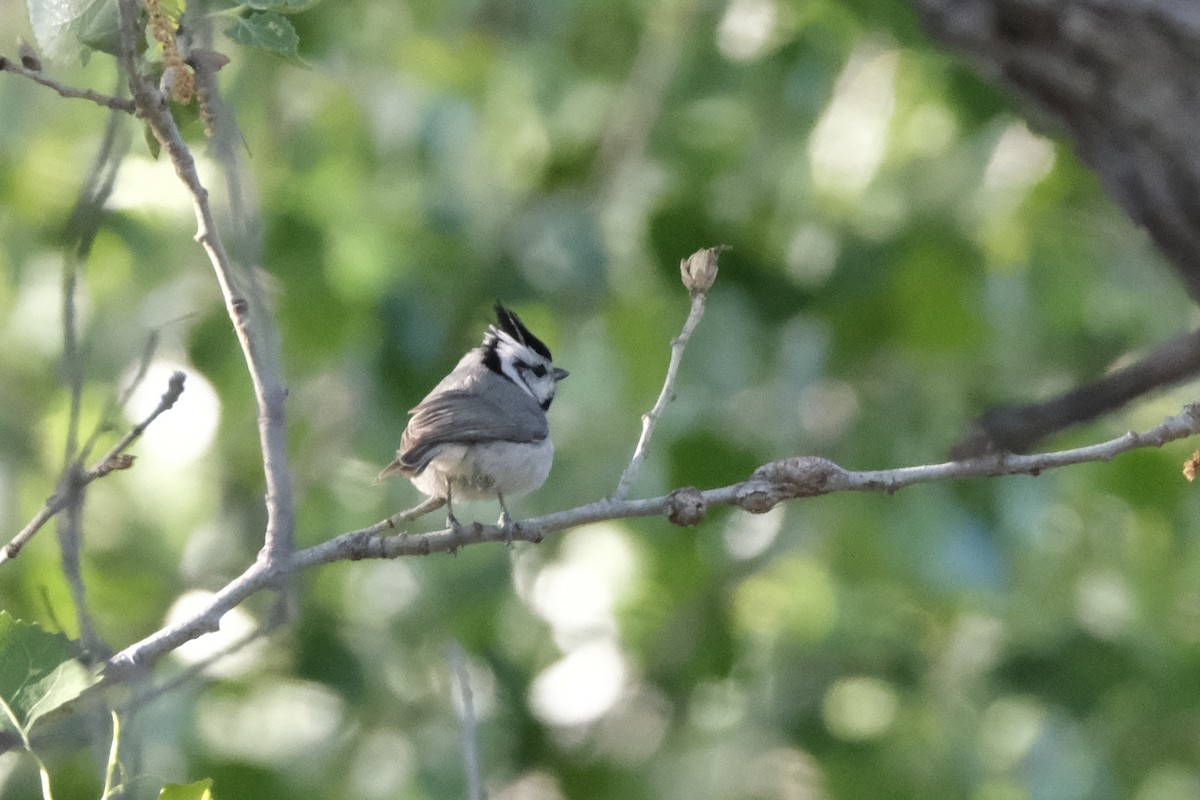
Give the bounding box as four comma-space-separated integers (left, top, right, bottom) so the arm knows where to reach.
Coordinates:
499, 510, 519, 547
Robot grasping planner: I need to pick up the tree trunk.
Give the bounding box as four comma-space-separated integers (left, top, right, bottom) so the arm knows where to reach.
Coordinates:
913, 0, 1200, 454
913, 0, 1200, 301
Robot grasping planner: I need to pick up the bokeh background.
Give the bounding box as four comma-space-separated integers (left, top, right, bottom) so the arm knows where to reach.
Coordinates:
3, 0, 1200, 798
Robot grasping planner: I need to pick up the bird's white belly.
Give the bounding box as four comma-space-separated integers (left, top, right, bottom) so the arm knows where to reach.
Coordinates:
412, 438, 554, 500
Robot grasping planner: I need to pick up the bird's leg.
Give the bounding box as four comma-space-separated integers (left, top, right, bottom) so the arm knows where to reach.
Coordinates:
445, 485, 463, 534
497, 492, 517, 546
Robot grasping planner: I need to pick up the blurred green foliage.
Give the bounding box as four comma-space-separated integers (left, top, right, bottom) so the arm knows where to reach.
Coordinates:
2, 0, 1200, 798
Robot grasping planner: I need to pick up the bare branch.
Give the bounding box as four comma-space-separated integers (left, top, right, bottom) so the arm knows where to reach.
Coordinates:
2, 373, 187, 566
593, 0, 695, 193
382, 496, 447, 529
79, 328, 161, 465
102, 399, 1200, 680
115, 0, 296, 566
58, 466, 106, 659
612, 246, 724, 501
48, 100, 133, 660
93, 371, 187, 478
125, 621, 273, 715
952, 326, 1200, 457
0, 58, 136, 114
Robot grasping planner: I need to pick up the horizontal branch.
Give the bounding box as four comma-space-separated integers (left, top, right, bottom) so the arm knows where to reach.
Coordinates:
103, 400, 1200, 681
0, 58, 136, 114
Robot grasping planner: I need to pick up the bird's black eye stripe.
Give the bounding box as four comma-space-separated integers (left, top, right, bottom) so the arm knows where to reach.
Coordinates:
516, 360, 548, 378
483, 347, 502, 375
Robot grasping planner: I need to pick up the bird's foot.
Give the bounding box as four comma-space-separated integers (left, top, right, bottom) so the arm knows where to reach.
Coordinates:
498, 509, 520, 547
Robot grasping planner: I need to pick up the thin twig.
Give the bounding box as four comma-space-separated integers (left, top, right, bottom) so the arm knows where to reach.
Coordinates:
92, 371, 187, 478
383, 495, 447, 529
60, 83, 127, 470
612, 247, 722, 501
446, 642, 486, 800
0, 59, 136, 114
99, 710, 125, 800
611, 292, 707, 501
55, 100, 131, 661
102, 400, 1200, 681
0, 693, 54, 800
79, 329, 160, 464
2, 373, 187, 565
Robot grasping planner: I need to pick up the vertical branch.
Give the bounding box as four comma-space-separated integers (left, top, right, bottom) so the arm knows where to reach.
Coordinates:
58, 468, 106, 658
60, 84, 128, 459
54, 100, 130, 660
62, 244, 82, 463
114, 0, 295, 566
446, 642, 486, 800
611, 247, 722, 502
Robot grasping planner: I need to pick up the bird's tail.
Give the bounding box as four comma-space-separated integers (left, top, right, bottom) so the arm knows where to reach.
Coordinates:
376, 459, 407, 484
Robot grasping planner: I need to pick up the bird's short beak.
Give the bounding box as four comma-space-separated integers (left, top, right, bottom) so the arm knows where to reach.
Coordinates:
553, 367, 570, 381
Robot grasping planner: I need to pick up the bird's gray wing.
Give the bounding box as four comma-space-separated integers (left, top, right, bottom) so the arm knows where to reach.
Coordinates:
397, 372, 548, 474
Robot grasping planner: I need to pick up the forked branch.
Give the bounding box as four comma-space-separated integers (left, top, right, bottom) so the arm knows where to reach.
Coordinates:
2, 372, 186, 566
102, 247, 1200, 681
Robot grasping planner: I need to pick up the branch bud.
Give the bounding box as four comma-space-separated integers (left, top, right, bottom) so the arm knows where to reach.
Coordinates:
751, 456, 844, 499
680, 245, 726, 296
19, 39, 42, 72
1185, 450, 1200, 481
667, 486, 706, 526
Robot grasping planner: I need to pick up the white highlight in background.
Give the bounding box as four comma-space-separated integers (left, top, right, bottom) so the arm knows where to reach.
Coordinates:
809, 46, 898, 197
530, 639, 628, 727
165, 589, 262, 677
983, 121, 1056, 192
718, 0, 778, 62
123, 360, 220, 468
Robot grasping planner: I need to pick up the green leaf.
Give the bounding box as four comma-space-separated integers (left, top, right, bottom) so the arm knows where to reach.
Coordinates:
25, 0, 120, 62
0, 611, 101, 733
158, 778, 215, 800
225, 11, 300, 61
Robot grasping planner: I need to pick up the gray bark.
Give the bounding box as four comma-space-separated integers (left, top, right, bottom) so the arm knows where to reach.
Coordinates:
912, 0, 1200, 453
913, 0, 1200, 300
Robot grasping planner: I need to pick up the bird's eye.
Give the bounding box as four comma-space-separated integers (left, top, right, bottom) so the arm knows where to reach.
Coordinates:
531, 364, 548, 378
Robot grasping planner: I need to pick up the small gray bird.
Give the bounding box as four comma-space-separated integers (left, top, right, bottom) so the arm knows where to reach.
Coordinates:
379, 304, 569, 535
